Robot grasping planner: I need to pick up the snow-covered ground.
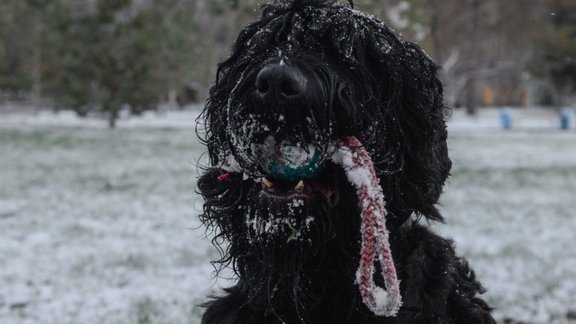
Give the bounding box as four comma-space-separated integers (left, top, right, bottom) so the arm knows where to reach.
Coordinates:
0, 107, 575, 323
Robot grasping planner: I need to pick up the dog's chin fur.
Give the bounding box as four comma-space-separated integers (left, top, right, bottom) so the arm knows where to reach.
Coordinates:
197, 1, 496, 323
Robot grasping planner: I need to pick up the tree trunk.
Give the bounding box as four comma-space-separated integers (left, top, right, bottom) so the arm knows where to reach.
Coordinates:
106, 102, 119, 129
429, 0, 443, 63
108, 111, 117, 129
465, 78, 478, 116
31, 10, 42, 108
465, 0, 480, 115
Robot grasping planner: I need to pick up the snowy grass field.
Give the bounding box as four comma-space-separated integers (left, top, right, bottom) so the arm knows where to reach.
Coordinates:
1, 107, 575, 323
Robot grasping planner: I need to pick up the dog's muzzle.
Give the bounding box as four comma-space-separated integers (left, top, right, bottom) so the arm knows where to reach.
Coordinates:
226, 61, 335, 200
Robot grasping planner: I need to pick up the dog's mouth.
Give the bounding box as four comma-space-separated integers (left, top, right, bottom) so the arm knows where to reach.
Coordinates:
259, 174, 335, 201
231, 135, 336, 202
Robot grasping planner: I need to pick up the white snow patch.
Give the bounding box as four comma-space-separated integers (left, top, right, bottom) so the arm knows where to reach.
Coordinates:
0, 107, 575, 323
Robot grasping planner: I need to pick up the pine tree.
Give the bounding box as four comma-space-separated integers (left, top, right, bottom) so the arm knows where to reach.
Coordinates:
43, 0, 197, 127
533, 1, 576, 107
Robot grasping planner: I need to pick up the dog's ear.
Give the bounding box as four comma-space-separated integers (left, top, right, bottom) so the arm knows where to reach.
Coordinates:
309, 9, 451, 221
394, 41, 451, 221
360, 31, 451, 221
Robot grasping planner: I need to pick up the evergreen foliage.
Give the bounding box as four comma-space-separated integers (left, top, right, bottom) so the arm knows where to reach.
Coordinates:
533, 2, 576, 106
1, 0, 576, 125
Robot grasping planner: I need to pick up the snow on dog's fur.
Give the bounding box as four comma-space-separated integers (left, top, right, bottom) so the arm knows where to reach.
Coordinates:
197, 0, 495, 323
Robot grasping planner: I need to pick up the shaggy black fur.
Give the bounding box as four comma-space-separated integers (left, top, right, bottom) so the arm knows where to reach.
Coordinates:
196, 0, 495, 323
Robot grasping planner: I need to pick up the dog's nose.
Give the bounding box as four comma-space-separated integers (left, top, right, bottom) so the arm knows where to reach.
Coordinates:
255, 64, 306, 102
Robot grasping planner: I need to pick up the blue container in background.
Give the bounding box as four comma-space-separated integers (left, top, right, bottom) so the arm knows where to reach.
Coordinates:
501, 107, 512, 130
560, 107, 571, 130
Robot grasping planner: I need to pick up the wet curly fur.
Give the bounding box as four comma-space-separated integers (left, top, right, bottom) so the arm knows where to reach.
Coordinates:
196, 0, 495, 323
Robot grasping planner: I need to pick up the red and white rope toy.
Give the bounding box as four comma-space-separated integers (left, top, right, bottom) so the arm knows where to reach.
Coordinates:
330, 136, 402, 317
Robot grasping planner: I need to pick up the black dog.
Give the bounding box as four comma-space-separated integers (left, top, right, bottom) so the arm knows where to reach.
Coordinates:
197, 1, 495, 323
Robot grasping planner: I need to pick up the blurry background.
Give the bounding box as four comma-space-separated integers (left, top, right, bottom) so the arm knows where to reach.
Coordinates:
0, 0, 575, 323
1, 0, 576, 120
